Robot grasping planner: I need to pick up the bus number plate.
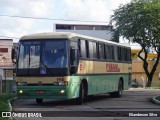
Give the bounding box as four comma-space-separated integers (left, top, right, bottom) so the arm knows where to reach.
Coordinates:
36, 90, 45, 94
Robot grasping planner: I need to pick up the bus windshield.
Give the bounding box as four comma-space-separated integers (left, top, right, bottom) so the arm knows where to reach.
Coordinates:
18, 40, 68, 69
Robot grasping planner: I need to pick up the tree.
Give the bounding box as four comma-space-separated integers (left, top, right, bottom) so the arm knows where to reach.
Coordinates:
111, 0, 160, 87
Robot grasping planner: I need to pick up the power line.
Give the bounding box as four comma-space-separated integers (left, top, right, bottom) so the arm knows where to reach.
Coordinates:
0, 36, 19, 39
0, 14, 108, 23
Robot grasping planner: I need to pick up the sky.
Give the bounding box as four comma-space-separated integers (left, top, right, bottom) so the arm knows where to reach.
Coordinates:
0, 0, 131, 43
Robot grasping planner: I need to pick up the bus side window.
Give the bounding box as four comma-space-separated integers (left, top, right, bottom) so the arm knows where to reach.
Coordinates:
89, 41, 97, 59
111, 46, 115, 60
71, 41, 78, 49
122, 47, 126, 61
79, 40, 87, 59
89, 41, 94, 59
99, 43, 105, 59
127, 48, 131, 61
106, 44, 112, 60
106, 45, 114, 61
78, 39, 81, 57
123, 48, 127, 61
114, 46, 118, 61
118, 46, 122, 61
93, 42, 97, 59
105, 44, 110, 60
85, 40, 89, 58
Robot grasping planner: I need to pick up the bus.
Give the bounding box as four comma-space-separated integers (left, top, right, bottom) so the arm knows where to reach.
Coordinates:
14, 32, 132, 105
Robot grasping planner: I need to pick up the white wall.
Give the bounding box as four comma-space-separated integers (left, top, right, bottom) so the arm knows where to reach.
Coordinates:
56, 29, 113, 40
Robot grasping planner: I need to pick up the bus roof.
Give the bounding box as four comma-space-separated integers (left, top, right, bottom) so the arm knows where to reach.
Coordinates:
20, 32, 130, 48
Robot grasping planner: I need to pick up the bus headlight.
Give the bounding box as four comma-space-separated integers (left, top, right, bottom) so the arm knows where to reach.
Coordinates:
19, 90, 23, 94
17, 82, 27, 86
60, 90, 65, 94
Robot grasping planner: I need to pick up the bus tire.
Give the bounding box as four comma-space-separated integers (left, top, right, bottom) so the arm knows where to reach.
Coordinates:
110, 80, 123, 98
36, 99, 43, 104
116, 80, 123, 97
76, 82, 85, 105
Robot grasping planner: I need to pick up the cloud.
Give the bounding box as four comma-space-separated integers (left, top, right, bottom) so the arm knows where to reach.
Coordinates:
0, 17, 33, 37
0, 0, 53, 17
0, 0, 131, 42
63, 0, 131, 22
0, 0, 53, 42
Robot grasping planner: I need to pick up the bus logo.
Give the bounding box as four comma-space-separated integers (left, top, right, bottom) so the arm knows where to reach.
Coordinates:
106, 63, 120, 72
40, 67, 46, 74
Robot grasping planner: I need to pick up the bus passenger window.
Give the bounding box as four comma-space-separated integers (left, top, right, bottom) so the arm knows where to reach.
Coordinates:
106, 45, 114, 60
118, 46, 122, 61
89, 42, 94, 58
127, 48, 131, 61
121, 47, 125, 61
92, 42, 97, 59
79, 40, 87, 58
110, 46, 114, 60
89, 41, 97, 59
99, 43, 105, 59
114, 46, 118, 61
105, 45, 110, 60
70, 41, 78, 49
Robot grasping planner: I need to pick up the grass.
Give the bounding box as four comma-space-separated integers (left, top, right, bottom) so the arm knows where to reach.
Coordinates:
0, 93, 17, 120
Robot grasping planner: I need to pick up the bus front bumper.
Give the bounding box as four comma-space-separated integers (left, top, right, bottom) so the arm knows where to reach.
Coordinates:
17, 86, 69, 99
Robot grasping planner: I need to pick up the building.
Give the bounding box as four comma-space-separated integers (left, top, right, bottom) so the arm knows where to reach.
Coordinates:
132, 49, 157, 61
0, 39, 16, 93
54, 23, 118, 42
131, 49, 160, 87
0, 39, 13, 67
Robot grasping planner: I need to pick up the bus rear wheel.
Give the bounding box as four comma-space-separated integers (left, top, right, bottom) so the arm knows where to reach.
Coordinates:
36, 99, 43, 104
76, 82, 85, 105
110, 80, 123, 98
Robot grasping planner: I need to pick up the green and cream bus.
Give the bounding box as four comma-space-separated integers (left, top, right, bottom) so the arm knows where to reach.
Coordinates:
15, 32, 131, 105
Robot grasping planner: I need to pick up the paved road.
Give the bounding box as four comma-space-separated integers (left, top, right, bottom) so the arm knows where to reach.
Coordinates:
12, 88, 160, 120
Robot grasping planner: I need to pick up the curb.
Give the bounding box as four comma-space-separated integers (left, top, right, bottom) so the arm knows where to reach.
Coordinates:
152, 96, 160, 105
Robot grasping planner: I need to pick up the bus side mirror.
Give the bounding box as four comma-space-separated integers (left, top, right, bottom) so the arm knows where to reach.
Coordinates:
11, 48, 16, 64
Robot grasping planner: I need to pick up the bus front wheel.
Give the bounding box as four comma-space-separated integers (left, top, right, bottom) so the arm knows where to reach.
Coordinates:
36, 99, 43, 104
110, 80, 123, 98
76, 82, 85, 105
